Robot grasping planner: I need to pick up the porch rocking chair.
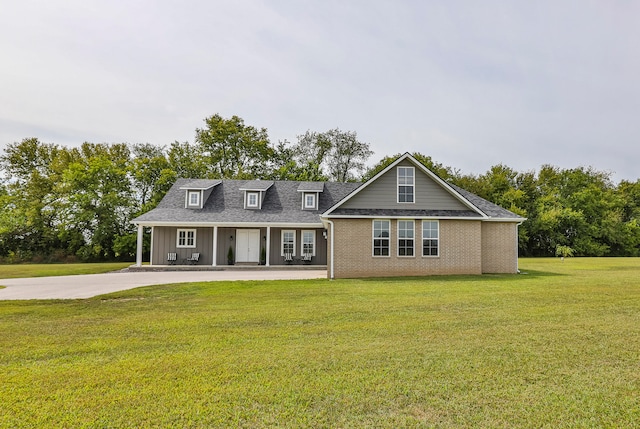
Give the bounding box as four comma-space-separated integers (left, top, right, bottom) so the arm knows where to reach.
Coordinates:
186, 252, 200, 265
167, 252, 177, 265
302, 253, 312, 263
284, 252, 293, 264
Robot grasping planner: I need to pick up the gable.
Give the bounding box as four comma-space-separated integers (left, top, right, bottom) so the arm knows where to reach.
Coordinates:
340, 159, 470, 211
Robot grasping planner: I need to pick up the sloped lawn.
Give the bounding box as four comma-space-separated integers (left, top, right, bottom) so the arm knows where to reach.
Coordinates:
1, 258, 639, 428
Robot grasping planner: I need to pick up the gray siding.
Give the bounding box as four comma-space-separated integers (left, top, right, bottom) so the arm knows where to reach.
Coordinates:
152, 226, 213, 265
341, 160, 469, 211
268, 227, 327, 265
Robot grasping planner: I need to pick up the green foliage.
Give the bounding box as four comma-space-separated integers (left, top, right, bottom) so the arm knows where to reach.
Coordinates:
1, 258, 639, 427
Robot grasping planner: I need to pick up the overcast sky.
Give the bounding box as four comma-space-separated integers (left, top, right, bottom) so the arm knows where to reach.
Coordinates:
1, 0, 638, 182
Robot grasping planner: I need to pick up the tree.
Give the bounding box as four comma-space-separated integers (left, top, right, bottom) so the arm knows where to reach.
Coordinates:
293, 128, 373, 182
195, 114, 273, 179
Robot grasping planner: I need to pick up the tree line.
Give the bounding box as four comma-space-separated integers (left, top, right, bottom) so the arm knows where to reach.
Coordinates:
1, 114, 638, 263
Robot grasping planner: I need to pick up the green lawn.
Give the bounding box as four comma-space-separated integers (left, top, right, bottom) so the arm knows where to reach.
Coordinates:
0, 262, 131, 279
1, 258, 639, 428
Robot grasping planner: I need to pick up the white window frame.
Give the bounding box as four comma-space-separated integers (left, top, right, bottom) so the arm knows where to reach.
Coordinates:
177, 228, 197, 248
301, 230, 316, 256
246, 191, 259, 208
187, 191, 201, 208
422, 220, 439, 257
397, 220, 415, 257
397, 166, 415, 204
304, 193, 316, 209
281, 230, 296, 256
372, 219, 390, 257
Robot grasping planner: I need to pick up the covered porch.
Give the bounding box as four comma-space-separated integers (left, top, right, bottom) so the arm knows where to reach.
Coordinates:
133, 223, 328, 268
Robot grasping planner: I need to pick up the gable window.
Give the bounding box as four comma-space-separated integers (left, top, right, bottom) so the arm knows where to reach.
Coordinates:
372, 220, 390, 257
247, 192, 259, 208
301, 230, 315, 256
398, 220, 415, 257
422, 220, 439, 257
188, 191, 200, 207
304, 193, 316, 209
398, 166, 415, 203
177, 229, 196, 248
281, 230, 296, 256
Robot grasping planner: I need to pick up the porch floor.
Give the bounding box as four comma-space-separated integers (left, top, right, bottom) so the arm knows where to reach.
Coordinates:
128, 264, 327, 272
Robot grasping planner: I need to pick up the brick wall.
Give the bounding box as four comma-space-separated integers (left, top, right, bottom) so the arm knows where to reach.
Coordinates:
481, 222, 519, 273
330, 219, 483, 278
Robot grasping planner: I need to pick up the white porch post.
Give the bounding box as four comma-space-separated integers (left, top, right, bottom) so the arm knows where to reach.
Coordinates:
136, 224, 143, 267
212, 226, 218, 266
266, 226, 271, 266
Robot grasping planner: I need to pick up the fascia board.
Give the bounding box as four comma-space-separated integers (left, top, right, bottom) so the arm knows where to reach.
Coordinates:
320, 215, 485, 221
131, 220, 324, 228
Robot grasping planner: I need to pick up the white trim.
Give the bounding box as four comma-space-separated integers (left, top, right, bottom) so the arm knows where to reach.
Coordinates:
323, 153, 488, 218
281, 230, 296, 256
177, 228, 197, 248
372, 219, 391, 257
303, 193, 317, 210
421, 220, 440, 258
397, 166, 415, 204
187, 191, 201, 208
397, 219, 415, 257
212, 226, 218, 266
149, 226, 154, 266
301, 230, 316, 256
136, 224, 144, 267
133, 221, 324, 228
266, 226, 271, 266
246, 191, 259, 208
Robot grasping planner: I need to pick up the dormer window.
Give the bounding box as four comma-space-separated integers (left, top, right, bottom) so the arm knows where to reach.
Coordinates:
247, 192, 259, 208
180, 179, 221, 209
304, 193, 316, 209
188, 191, 200, 207
298, 182, 324, 210
240, 180, 274, 210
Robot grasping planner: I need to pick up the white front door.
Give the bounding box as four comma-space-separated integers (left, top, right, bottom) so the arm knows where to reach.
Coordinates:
236, 229, 261, 262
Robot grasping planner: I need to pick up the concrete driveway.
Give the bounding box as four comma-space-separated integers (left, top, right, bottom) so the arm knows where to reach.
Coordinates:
0, 270, 327, 300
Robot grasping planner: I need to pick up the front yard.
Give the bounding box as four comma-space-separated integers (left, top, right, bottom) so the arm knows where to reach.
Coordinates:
1, 258, 639, 428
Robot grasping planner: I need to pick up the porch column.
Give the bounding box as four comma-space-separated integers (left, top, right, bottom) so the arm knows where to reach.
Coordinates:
136, 224, 143, 267
212, 226, 218, 266
266, 226, 271, 266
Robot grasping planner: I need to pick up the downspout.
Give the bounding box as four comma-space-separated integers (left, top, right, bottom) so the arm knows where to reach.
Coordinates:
327, 220, 335, 280
516, 221, 524, 273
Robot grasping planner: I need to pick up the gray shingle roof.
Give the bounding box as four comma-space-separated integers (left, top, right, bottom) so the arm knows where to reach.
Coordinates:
297, 182, 325, 192
449, 184, 523, 219
179, 179, 221, 190
328, 208, 483, 218
133, 179, 361, 225
239, 180, 273, 191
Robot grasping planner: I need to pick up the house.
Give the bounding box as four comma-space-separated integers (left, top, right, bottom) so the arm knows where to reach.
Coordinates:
131, 153, 525, 278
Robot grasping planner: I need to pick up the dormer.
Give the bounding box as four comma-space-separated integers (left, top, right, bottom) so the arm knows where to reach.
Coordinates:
239, 180, 273, 210
179, 179, 221, 209
297, 182, 324, 210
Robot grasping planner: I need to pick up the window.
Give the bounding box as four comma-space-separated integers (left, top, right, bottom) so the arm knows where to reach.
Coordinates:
304, 193, 316, 209
372, 220, 390, 256
398, 166, 415, 203
301, 230, 315, 256
177, 229, 196, 248
247, 192, 259, 208
281, 230, 296, 256
188, 191, 200, 207
422, 220, 439, 256
398, 220, 414, 257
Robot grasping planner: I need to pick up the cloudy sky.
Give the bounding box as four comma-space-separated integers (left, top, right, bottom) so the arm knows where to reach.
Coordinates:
1, 0, 638, 182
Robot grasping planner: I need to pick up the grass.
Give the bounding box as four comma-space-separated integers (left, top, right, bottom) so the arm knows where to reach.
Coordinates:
1, 258, 639, 428
0, 262, 131, 279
